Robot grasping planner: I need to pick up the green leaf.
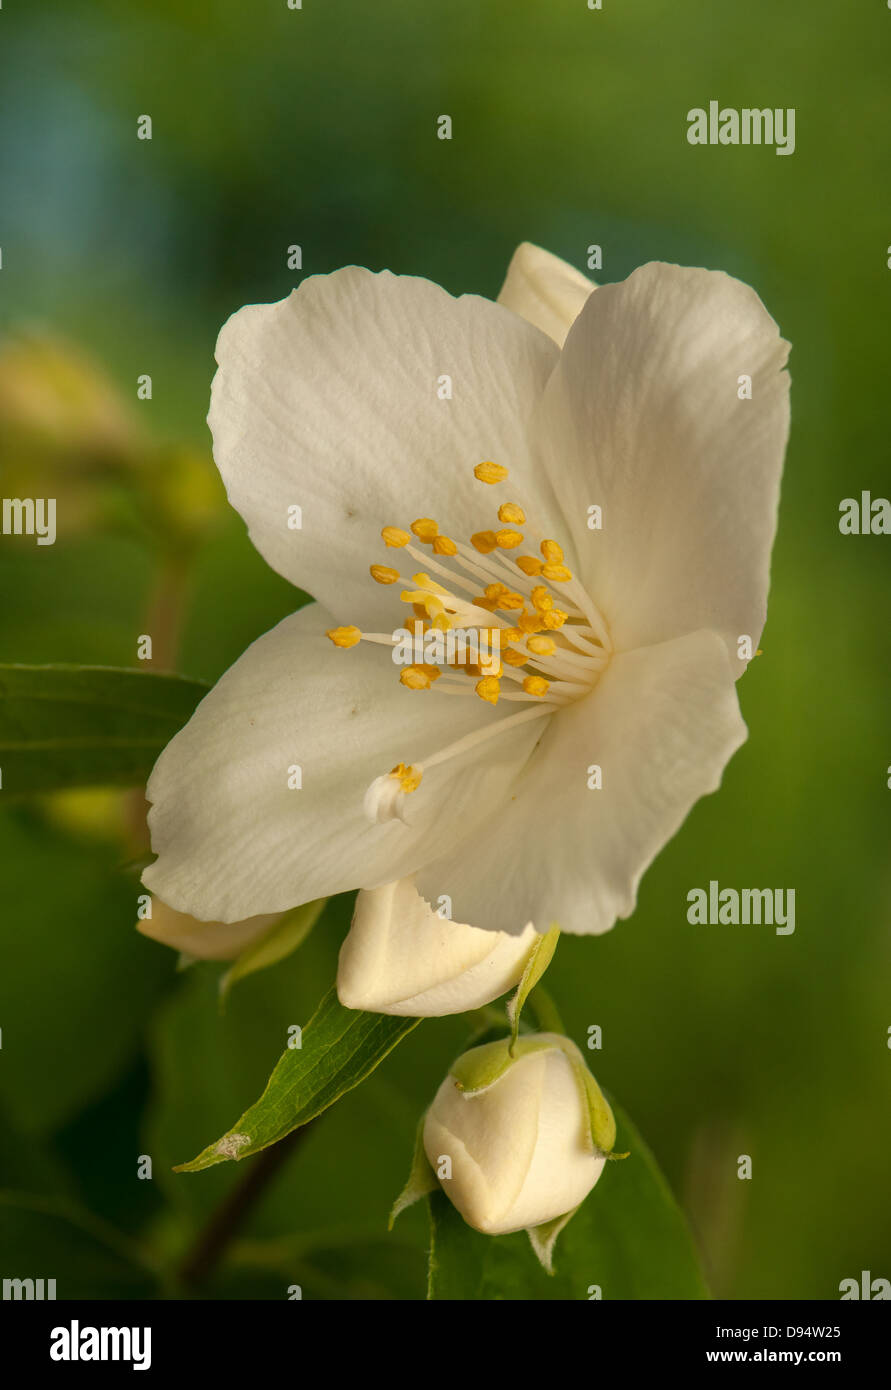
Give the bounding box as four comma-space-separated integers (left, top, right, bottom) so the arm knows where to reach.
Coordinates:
426, 1100, 710, 1299
176, 988, 422, 1173
0, 662, 208, 795
219, 898, 327, 1001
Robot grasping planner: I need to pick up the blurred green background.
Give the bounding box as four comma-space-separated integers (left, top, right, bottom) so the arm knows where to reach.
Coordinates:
1, 0, 889, 1299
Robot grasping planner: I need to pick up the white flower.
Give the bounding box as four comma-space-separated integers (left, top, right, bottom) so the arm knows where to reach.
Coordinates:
423, 1032, 610, 1234
336, 878, 538, 1016
142, 243, 790, 938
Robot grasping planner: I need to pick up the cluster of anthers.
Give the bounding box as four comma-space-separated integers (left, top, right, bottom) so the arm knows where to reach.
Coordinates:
325, 461, 613, 819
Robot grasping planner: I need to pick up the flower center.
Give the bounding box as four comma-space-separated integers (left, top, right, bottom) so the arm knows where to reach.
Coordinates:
326, 461, 612, 821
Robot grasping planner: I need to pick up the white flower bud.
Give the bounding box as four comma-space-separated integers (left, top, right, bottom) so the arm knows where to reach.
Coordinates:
423, 1033, 610, 1234
336, 878, 538, 1017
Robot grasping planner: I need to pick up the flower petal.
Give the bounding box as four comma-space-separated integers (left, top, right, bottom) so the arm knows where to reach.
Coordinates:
415, 629, 747, 936
337, 878, 537, 1016
142, 603, 545, 922
496, 242, 595, 346
208, 268, 563, 628
137, 899, 281, 962
538, 262, 790, 668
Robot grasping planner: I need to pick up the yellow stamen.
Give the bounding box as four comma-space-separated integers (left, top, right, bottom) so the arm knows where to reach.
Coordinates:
530, 585, 553, 612
541, 539, 564, 563
502, 626, 523, 641
390, 761, 423, 792
542, 562, 573, 582
382, 526, 410, 548
326, 625, 361, 648
502, 647, 530, 667
497, 591, 525, 610
475, 675, 501, 704
370, 564, 400, 585
516, 555, 543, 576
411, 517, 439, 542
484, 582, 510, 599
400, 667, 432, 691
542, 609, 568, 630
473, 461, 509, 485
433, 534, 458, 556
471, 596, 498, 611
526, 635, 556, 656
498, 502, 526, 524
518, 611, 546, 634
495, 528, 524, 549
471, 530, 498, 554
522, 676, 550, 697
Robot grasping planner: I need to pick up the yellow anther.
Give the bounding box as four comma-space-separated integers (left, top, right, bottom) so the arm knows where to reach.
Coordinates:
516, 555, 543, 576
475, 675, 502, 704
326, 625, 361, 648
471, 596, 498, 612
527, 635, 557, 656
502, 647, 530, 667
498, 502, 526, 524
411, 603, 429, 621
411, 517, 439, 542
495, 528, 524, 549
433, 534, 458, 556
518, 610, 546, 634
400, 667, 432, 691
484, 582, 510, 599
471, 530, 498, 554
432, 612, 453, 631
542, 562, 573, 582
497, 591, 525, 610
542, 609, 568, 629
412, 572, 449, 594
390, 762, 423, 792
540, 539, 564, 563
473, 461, 509, 485
522, 676, 550, 697
501, 626, 523, 642
370, 564, 400, 585
530, 584, 553, 612
382, 526, 410, 548
411, 662, 442, 684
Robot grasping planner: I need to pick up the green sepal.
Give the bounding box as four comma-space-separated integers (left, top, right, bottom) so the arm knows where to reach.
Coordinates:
449, 1035, 554, 1095
389, 1115, 437, 1229
219, 898, 326, 1003
506, 926, 560, 1051
527, 1205, 580, 1274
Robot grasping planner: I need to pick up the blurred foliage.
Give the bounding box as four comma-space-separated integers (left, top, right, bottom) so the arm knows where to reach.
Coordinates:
0, 0, 889, 1298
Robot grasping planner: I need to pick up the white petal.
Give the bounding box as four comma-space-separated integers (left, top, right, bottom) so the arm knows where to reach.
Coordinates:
415, 629, 747, 936
142, 603, 545, 922
208, 268, 564, 628
497, 242, 595, 346
336, 878, 537, 1016
137, 899, 280, 962
538, 262, 790, 669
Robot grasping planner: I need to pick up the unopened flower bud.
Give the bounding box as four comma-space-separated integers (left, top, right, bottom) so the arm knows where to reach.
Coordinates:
423, 1033, 615, 1234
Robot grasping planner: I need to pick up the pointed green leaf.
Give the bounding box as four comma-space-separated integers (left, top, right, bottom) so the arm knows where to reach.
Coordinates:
527, 1205, 580, 1274
176, 988, 421, 1172
0, 663, 207, 795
